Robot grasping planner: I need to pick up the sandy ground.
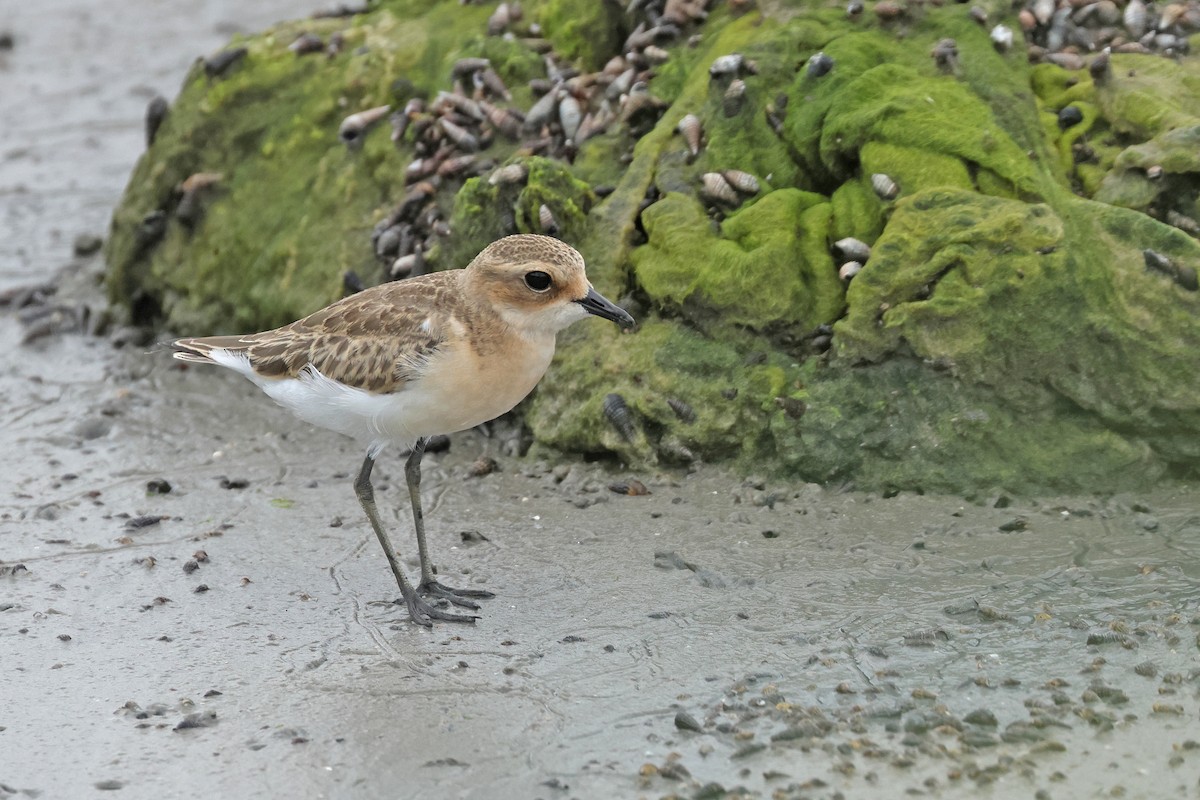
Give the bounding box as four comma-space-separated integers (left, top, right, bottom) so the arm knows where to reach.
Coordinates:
2, 2, 1200, 800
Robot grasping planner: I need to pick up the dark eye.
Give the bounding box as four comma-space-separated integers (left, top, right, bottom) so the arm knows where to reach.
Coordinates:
524, 271, 552, 292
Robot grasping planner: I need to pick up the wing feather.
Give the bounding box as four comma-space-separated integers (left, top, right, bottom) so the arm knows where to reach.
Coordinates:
172, 272, 463, 393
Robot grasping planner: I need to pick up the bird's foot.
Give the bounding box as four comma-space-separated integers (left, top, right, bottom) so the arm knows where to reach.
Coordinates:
419, 579, 495, 610
396, 592, 479, 627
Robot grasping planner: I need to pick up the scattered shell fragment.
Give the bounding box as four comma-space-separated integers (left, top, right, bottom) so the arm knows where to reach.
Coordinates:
807, 52, 834, 78
439, 118, 480, 151
539, 204, 559, 236
846, 0, 864, 18
1124, 0, 1148, 38
289, 32, 324, 55
1057, 105, 1083, 129
1166, 209, 1200, 235
700, 172, 740, 206
722, 169, 760, 195
204, 47, 247, 78
874, 1, 904, 21
839, 261, 863, 281
833, 237, 871, 263
990, 24, 1013, 52
145, 95, 168, 148
677, 113, 702, 159
1143, 248, 1173, 276
709, 52, 745, 78
1177, 266, 1199, 291
723, 79, 746, 117
609, 478, 651, 496
603, 393, 637, 442
667, 397, 696, 423
339, 105, 390, 147
871, 173, 899, 200
488, 162, 529, 185
1094, 47, 1108, 82
558, 93, 582, 141
931, 38, 958, 72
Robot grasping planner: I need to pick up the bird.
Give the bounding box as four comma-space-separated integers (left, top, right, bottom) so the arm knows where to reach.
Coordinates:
172, 234, 634, 626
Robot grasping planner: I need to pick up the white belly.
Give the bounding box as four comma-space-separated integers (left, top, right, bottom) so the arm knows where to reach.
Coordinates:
247, 334, 556, 452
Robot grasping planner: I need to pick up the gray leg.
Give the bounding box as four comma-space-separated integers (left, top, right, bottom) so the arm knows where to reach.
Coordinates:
406, 438, 495, 608
354, 453, 476, 626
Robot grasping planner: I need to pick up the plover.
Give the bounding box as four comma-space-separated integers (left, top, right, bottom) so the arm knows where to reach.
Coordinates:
173, 234, 634, 626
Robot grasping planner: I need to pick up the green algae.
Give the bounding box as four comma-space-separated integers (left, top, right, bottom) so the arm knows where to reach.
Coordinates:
632, 189, 841, 333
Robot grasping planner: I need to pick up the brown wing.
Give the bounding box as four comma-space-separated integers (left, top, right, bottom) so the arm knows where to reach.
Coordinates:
173, 272, 463, 393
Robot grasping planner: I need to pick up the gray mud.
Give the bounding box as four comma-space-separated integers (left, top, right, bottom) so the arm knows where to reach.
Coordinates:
2, 2, 1199, 799
3, 321, 1199, 800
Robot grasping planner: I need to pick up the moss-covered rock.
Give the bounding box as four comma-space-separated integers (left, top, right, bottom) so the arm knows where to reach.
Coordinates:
107, 0, 1200, 493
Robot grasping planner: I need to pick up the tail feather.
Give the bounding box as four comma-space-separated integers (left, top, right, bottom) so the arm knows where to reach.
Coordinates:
172, 335, 252, 364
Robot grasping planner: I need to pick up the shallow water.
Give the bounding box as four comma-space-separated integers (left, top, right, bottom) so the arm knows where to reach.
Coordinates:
2, 2, 1199, 799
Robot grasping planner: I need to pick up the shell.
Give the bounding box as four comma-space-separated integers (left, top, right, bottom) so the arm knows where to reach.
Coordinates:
437, 154, 478, 177
643, 45, 671, 64
847, 0, 864, 17
874, 1, 904, 20
391, 246, 425, 280
722, 170, 760, 195
1045, 52, 1085, 70
339, 105, 390, 146
1018, 8, 1037, 31
204, 47, 247, 78
833, 237, 871, 262
666, 397, 696, 424
723, 79, 747, 117
1032, 0, 1056, 26
180, 172, 223, 193
288, 32, 324, 55
1143, 248, 1173, 275
871, 173, 899, 200
1159, 3, 1187, 29
558, 93, 583, 141
931, 38, 958, 71
575, 103, 616, 143
524, 87, 560, 131
145, 95, 168, 148
1177, 266, 1199, 292
700, 172, 740, 206
450, 57, 491, 79
1057, 105, 1083, 129
539, 204, 559, 236
1124, 0, 1148, 38
480, 101, 522, 140
839, 261, 863, 281
487, 2, 512, 35
489, 163, 528, 187
709, 53, 745, 78
677, 114, 703, 158
375, 224, 404, 260
990, 24, 1014, 52
476, 67, 512, 101
1146, 164, 1163, 180
807, 52, 834, 78
603, 393, 637, 442
439, 118, 480, 151
1166, 210, 1200, 234
969, 6, 988, 25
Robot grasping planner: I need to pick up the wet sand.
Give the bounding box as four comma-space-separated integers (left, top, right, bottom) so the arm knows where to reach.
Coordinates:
2, 2, 1199, 799
4, 311, 1199, 799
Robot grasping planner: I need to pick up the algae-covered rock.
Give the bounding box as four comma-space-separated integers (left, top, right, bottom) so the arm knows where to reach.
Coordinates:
106, 0, 1200, 493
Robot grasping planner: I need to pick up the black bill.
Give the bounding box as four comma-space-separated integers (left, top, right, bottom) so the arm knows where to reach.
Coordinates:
576, 286, 635, 329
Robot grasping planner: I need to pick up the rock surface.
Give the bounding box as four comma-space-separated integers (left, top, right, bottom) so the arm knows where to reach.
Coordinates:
106, 0, 1200, 492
